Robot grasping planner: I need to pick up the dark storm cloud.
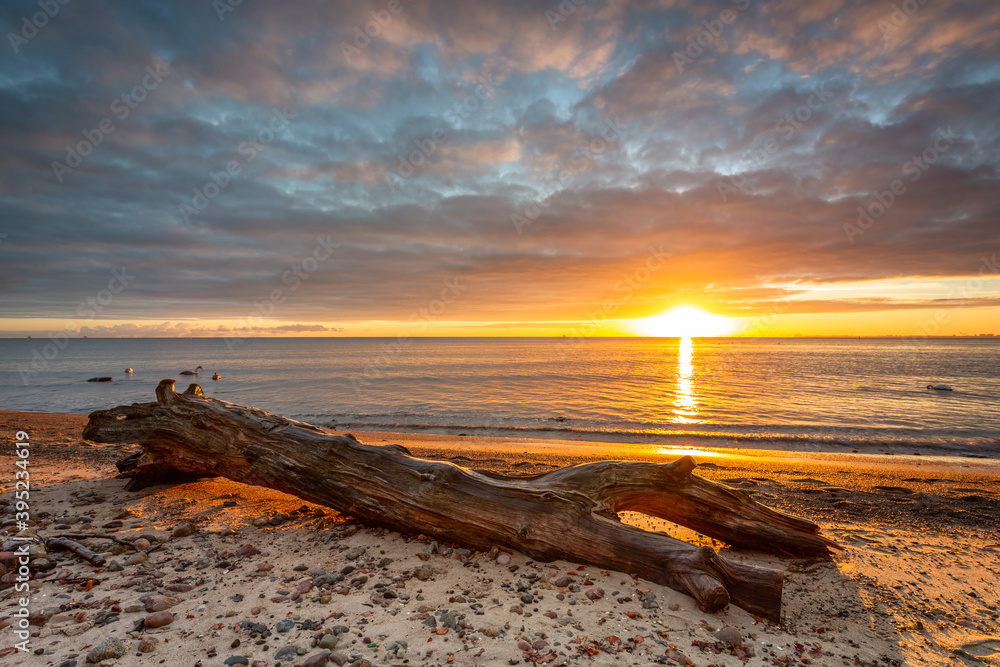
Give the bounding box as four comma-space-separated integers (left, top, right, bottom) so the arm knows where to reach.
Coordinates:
0, 0, 998, 330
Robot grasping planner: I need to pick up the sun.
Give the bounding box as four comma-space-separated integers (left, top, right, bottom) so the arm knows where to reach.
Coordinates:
632, 305, 736, 337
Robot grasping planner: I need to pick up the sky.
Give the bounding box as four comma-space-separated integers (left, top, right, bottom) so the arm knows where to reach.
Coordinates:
1, 0, 998, 338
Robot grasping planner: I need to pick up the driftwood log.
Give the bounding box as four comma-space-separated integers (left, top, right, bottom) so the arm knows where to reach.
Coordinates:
83, 380, 839, 622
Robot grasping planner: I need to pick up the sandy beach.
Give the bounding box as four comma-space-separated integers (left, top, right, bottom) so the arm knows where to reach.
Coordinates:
2, 409, 999, 667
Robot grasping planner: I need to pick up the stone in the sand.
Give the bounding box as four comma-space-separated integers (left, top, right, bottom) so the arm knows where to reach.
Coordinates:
497, 553, 511, 565
585, 588, 604, 600
106, 560, 123, 572
413, 566, 433, 581
86, 637, 127, 663
715, 626, 741, 645
345, 546, 366, 560
132, 538, 151, 550
172, 522, 196, 538
554, 576, 573, 587
276, 618, 295, 633
138, 637, 158, 652
275, 645, 304, 661
521, 593, 534, 604
124, 552, 148, 566
330, 653, 349, 667
237, 544, 261, 557
144, 611, 174, 628
480, 626, 501, 637
318, 634, 339, 649
144, 595, 181, 612
223, 657, 249, 666
303, 653, 331, 667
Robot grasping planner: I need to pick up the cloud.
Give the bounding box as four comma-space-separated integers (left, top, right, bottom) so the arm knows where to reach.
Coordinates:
0, 0, 998, 333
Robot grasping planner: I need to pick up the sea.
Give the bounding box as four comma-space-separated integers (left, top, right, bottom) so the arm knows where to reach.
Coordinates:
1, 337, 998, 458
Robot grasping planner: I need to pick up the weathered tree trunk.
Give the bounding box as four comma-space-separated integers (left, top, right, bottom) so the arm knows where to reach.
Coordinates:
83, 380, 838, 622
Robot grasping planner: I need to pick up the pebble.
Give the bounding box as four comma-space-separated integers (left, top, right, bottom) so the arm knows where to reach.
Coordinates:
132, 538, 151, 550
274, 645, 304, 661
124, 552, 148, 566
143, 611, 174, 628
413, 566, 433, 581
318, 634, 339, 649
497, 553, 511, 565
138, 637, 158, 653
172, 522, 196, 538
144, 595, 181, 612
585, 588, 604, 600
276, 619, 295, 633
302, 653, 331, 667
716, 626, 741, 645
223, 657, 249, 666
106, 560, 123, 572
86, 637, 128, 663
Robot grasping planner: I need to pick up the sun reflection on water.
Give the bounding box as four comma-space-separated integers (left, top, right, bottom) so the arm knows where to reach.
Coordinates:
672, 336, 699, 424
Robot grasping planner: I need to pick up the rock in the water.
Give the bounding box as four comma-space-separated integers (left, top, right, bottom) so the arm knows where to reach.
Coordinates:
86, 637, 128, 663
144, 611, 174, 628
87, 377, 113, 382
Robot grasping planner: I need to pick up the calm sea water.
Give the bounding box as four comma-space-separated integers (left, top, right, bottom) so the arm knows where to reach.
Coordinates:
1, 337, 998, 457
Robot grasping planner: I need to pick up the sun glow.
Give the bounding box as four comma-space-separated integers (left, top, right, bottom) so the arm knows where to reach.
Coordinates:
632, 305, 736, 337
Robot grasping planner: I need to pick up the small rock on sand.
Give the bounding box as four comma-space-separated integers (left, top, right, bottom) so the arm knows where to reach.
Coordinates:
86, 637, 127, 663
144, 611, 174, 628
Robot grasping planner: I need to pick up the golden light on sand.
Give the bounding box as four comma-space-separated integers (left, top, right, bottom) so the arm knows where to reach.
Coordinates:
656, 446, 724, 458
632, 305, 736, 337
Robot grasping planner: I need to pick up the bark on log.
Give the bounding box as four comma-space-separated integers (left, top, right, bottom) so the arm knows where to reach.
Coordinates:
82, 379, 839, 622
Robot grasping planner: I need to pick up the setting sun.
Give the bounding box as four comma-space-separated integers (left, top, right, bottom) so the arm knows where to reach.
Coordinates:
632, 305, 737, 337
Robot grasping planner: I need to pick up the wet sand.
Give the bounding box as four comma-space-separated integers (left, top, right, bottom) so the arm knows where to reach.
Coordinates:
1, 409, 999, 666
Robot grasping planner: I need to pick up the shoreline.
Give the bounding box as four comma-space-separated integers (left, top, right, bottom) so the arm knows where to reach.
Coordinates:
1, 409, 999, 665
